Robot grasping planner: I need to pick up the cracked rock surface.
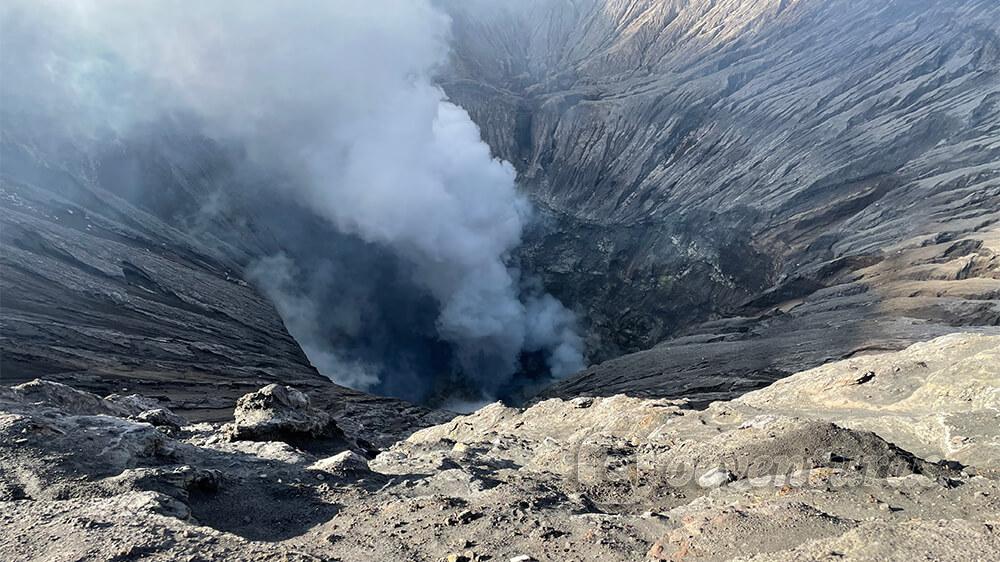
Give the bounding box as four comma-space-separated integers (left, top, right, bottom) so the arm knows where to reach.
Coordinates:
2, 334, 997, 561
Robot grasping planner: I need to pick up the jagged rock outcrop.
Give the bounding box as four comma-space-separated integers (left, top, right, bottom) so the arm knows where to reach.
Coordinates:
3, 334, 997, 560
0, 382, 184, 502
3, 379, 135, 417
3, 379, 187, 429
223, 384, 341, 443
220, 383, 382, 457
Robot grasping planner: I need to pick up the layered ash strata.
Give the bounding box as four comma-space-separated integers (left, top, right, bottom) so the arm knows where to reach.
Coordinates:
441, 0, 1000, 393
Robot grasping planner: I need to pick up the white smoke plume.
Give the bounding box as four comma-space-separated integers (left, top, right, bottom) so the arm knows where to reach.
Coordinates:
0, 0, 585, 399
247, 254, 381, 391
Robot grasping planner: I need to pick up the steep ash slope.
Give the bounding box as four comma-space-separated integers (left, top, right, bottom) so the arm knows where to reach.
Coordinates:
543, 227, 1000, 403
442, 0, 1000, 388
0, 130, 448, 430
0, 130, 313, 415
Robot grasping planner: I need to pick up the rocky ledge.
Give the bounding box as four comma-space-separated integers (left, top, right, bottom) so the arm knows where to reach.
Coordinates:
2, 333, 998, 561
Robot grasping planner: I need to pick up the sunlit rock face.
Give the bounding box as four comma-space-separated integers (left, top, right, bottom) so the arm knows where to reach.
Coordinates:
441, 0, 1000, 391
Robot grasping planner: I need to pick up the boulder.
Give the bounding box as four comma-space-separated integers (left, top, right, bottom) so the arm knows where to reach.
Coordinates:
6, 380, 131, 417
108, 394, 188, 429
0, 381, 189, 431
223, 384, 342, 443
210, 440, 313, 464
308, 451, 370, 473
697, 468, 736, 489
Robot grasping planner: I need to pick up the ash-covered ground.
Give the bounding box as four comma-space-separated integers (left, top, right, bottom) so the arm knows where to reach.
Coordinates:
2, 334, 998, 561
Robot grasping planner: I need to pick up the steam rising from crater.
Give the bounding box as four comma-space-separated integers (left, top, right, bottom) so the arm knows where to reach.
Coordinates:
0, 0, 584, 402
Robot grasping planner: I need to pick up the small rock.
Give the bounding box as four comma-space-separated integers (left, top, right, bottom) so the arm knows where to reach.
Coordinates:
136, 408, 187, 430
936, 476, 960, 489
107, 393, 187, 428
697, 468, 736, 488
309, 450, 370, 473
823, 451, 849, 463
854, 371, 876, 385
510, 556, 535, 562
739, 415, 778, 430
447, 509, 480, 526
